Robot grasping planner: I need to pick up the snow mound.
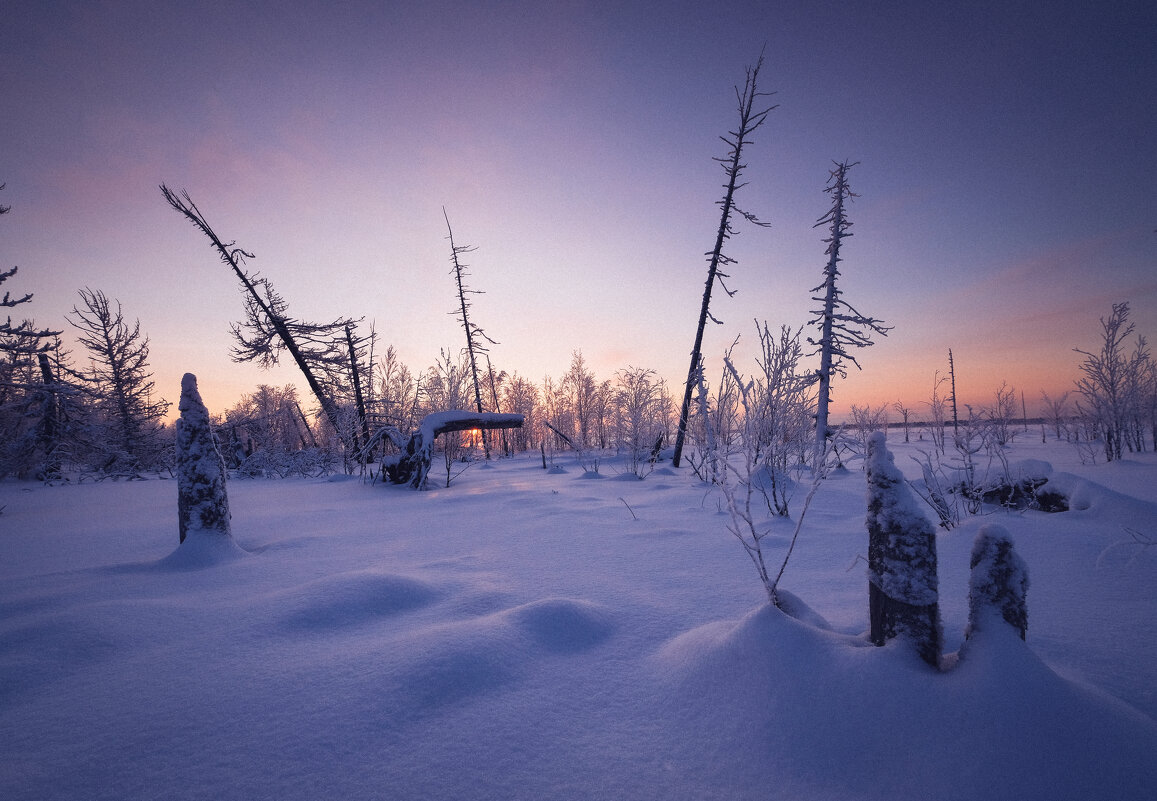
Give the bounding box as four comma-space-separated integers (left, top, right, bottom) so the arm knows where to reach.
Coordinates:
1008, 458, 1052, 481
1042, 471, 1157, 522
278, 571, 442, 631
654, 603, 1157, 800
390, 622, 521, 716
505, 597, 615, 652
0, 614, 118, 703
158, 530, 249, 570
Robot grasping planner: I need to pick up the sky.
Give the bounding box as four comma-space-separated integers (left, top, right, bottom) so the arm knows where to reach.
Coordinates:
3, 0, 1155, 423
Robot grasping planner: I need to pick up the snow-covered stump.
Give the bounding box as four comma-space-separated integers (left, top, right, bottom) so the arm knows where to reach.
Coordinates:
965, 524, 1029, 641
177, 373, 231, 543
866, 431, 942, 668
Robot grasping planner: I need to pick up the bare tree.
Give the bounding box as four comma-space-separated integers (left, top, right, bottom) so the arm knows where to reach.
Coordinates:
444, 208, 497, 458
376, 345, 418, 431
948, 349, 961, 437
613, 366, 667, 478
341, 322, 375, 459
0, 184, 59, 354
1074, 302, 1147, 461
807, 161, 891, 468
501, 373, 539, 453
672, 52, 775, 467
161, 185, 357, 449
893, 401, 913, 443
742, 322, 815, 515
702, 329, 826, 609
1040, 390, 1070, 440
561, 350, 598, 451
847, 403, 889, 466
983, 381, 1018, 447
924, 371, 949, 455
68, 288, 170, 472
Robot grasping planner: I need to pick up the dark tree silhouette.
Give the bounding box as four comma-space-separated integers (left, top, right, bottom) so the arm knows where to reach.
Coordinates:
0, 183, 59, 354
444, 208, 497, 459
672, 53, 775, 468
68, 288, 169, 472
161, 185, 358, 449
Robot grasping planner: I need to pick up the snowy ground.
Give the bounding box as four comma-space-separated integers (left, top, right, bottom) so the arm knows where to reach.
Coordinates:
2, 436, 1155, 800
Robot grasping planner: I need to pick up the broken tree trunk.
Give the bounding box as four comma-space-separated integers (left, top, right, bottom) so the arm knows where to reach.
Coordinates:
381, 411, 524, 489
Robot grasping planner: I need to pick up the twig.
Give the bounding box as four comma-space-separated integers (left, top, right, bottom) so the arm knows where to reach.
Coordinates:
618, 497, 638, 521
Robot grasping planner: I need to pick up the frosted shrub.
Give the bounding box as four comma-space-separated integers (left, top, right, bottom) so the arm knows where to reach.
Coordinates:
966, 524, 1029, 640
866, 432, 941, 667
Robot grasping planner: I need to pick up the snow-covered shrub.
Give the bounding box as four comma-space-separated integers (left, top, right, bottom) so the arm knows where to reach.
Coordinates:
612, 366, 667, 479
685, 354, 739, 485
177, 373, 231, 543
698, 327, 823, 608
866, 432, 941, 667
846, 403, 888, 467
965, 524, 1028, 641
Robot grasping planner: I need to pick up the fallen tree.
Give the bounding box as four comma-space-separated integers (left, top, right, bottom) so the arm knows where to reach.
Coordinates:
376, 411, 524, 489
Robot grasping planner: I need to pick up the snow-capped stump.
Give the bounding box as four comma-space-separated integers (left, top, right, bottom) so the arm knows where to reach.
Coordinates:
176, 373, 231, 543
866, 432, 942, 668
966, 524, 1029, 641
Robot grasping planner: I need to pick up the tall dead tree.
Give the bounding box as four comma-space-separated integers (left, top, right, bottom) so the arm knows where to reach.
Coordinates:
444, 208, 497, 459
948, 348, 961, 437
161, 185, 357, 449
807, 161, 891, 468
672, 54, 775, 468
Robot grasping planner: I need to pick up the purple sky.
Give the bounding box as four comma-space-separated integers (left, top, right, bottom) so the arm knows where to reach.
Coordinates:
3, 0, 1154, 421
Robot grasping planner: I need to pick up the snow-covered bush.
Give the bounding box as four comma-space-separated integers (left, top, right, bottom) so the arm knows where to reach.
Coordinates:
612, 366, 667, 479
846, 403, 888, 468
176, 373, 231, 543
866, 432, 941, 667
698, 326, 822, 608
966, 524, 1029, 641
685, 354, 739, 485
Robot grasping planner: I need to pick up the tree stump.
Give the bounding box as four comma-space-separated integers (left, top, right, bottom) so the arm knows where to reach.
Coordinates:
866, 432, 942, 667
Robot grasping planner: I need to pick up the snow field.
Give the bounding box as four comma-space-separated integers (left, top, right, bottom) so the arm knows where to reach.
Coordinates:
1, 439, 1155, 800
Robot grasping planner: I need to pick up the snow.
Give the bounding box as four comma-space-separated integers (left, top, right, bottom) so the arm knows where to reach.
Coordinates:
176, 373, 231, 541
1, 437, 1155, 800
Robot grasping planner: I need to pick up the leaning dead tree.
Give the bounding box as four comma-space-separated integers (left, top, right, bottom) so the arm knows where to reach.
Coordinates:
444, 208, 498, 459
672, 53, 775, 468
161, 186, 357, 449
375, 411, 523, 489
